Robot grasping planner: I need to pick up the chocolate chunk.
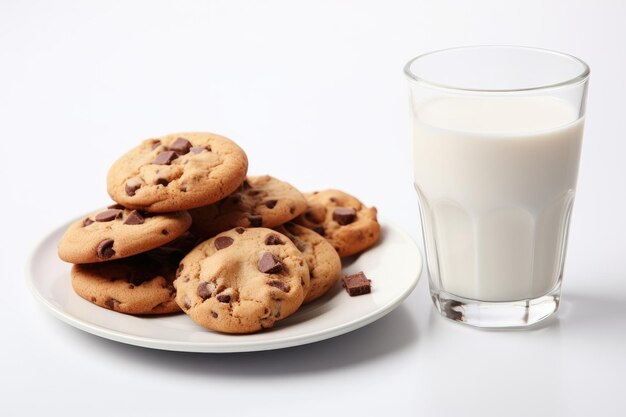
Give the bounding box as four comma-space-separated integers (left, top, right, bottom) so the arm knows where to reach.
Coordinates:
333, 207, 357, 225
190, 146, 208, 154
169, 137, 192, 155
97, 239, 115, 259
150, 140, 161, 150
268, 279, 290, 292
211, 311, 218, 318
216, 289, 235, 303
264, 233, 284, 245
152, 150, 178, 165
83, 218, 94, 227
107, 203, 125, 210
248, 215, 262, 227
312, 225, 325, 236
125, 178, 142, 196
342, 271, 371, 296
258, 252, 283, 274
155, 177, 169, 187
123, 210, 144, 225
214, 236, 234, 250
95, 209, 123, 222
264, 199, 278, 209
197, 281, 215, 300
105, 298, 120, 310
235, 227, 245, 234
217, 293, 231, 303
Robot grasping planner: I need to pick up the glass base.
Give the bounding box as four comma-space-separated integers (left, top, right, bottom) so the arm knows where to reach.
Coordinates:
431, 286, 560, 328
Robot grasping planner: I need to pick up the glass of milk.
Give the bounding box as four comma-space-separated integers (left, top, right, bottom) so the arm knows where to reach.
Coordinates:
405, 46, 589, 328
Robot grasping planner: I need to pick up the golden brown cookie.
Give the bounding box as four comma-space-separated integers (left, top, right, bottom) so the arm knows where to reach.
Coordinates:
188, 175, 307, 239
58, 204, 192, 264
71, 247, 184, 315
275, 223, 341, 303
294, 189, 380, 257
106, 132, 248, 212
174, 227, 310, 334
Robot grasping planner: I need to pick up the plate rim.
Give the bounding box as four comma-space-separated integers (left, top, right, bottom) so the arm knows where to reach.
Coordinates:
26, 216, 422, 353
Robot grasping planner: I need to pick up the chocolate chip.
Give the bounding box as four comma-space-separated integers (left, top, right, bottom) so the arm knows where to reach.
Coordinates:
169, 137, 192, 155
95, 209, 123, 222
264, 234, 284, 245
268, 280, 290, 292
333, 207, 357, 225
155, 177, 169, 187
197, 281, 215, 300
83, 218, 94, 227
161, 229, 169, 235
97, 239, 115, 259
313, 225, 325, 236
264, 199, 278, 209
258, 252, 283, 274
105, 298, 120, 310
216, 288, 237, 303
342, 271, 371, 296
123, 210, 144, 225
125, 178, 142, 196
107, 203, 125, 210
190, 146, 208, 154
217, 293, 231, 303
248, 215, 262, 227
211, 311, 218, 318
235, 227, 245, 234
214, 236, 234, 250
150, 140, 161, 150
152, 150, 178, 165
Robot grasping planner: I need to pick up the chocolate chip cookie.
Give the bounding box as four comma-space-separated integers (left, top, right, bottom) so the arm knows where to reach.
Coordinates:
174, 227, 310, 334
107, 132, 248, 212
275, 223, 341, 303
58, 204, 192, 264
189, 175, 307, 239
294, 189, 380, 257
71, 247, 184, 315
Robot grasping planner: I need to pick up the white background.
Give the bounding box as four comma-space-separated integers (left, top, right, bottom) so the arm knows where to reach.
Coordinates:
2, 1, 625, 416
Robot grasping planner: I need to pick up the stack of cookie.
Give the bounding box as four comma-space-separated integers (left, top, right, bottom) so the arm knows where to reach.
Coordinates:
58, 132, 380, 334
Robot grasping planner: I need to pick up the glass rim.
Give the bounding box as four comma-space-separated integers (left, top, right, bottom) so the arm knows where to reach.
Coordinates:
404, 45, 590, 93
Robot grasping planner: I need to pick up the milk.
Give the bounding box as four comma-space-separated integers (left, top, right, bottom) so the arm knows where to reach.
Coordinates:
412, 96, 584, 302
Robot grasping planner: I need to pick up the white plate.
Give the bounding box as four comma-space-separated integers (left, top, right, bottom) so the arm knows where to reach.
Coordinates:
26, 219, 422, 353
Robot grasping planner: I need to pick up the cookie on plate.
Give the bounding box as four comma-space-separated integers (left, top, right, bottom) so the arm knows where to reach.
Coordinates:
174, 227, 310, 334
293, 189, 380, 257
71, 246, 184, 315
58, 204, 192, 264
189, 175, 307, 239
106, 132, 248, 212
275, 223, 341, 303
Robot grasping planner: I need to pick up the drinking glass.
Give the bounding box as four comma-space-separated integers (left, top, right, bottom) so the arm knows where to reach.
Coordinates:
405, 46, 589, 327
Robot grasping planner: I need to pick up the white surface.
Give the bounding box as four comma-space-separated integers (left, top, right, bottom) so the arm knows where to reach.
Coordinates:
27, 218, 420, 352
1, 1, 625, 416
